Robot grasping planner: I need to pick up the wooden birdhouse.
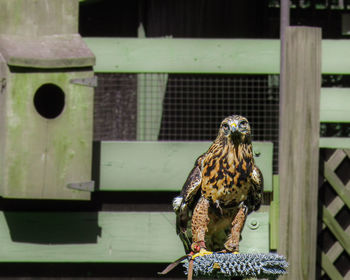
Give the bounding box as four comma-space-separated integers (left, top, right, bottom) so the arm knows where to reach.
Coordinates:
0, 0, 95, 200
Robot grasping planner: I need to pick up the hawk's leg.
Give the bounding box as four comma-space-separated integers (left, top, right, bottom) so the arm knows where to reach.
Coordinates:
191, 196, 210, 252
224, 204, 248, 253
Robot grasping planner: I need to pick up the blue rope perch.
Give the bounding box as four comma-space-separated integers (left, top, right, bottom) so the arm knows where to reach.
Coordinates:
183, 253, 288, 279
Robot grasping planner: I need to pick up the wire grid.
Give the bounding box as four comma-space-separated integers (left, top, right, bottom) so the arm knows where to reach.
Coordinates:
158, 74, 279, 140
142, 74, 280, 172
93, 73, 137, 141
94, 73, 280, 172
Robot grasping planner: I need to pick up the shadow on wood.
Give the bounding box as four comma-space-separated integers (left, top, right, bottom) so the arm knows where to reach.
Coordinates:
4, 211, 101, 244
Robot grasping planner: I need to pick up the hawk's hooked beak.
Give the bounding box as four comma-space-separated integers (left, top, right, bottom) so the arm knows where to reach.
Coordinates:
229, 121, 239, 134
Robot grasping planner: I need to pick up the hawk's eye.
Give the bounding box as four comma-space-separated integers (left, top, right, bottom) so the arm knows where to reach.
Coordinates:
239, 120, 248, 128
222, 123, 230, 134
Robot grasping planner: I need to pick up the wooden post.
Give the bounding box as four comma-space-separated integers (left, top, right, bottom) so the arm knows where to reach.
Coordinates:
278, 27, 321, 280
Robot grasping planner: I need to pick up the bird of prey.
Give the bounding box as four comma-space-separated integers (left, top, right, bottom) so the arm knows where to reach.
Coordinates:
173, 115, 263, 257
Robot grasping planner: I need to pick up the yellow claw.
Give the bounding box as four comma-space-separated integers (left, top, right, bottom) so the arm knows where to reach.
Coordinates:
191, 248, 213, 259
213, 262, 221, 269
233, 251, 239, 254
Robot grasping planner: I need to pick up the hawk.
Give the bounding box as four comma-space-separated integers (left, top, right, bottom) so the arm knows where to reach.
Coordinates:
173, 115, 263, 256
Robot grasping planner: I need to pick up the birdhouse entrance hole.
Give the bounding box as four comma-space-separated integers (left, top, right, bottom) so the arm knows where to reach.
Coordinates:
34, 83, 65, 119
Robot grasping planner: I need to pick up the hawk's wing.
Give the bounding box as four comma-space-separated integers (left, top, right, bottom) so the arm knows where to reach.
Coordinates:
173, 154, 204, 253
246, 164, 264, 213
180, 155, 203, 204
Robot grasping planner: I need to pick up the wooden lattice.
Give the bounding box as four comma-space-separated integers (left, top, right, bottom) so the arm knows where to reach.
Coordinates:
318, 149, 350, 280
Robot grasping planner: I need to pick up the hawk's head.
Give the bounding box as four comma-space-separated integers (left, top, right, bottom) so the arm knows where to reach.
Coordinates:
219, 115, 251, 144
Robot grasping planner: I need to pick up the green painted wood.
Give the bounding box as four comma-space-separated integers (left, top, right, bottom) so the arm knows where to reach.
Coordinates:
321, 252, 344, 280
0, 210, 268, 262
320, 88, 350, 123
239, 211, 269, 253
322, 206, 350, 256
319, 137, 350, 149
85, 37, 350, 74
99, 141, 273, 192
322, 40, 350, 74
269, 175, 280, 250
84, 38, 280, 74
324, 163, 350, 209
0, 71, 93, 200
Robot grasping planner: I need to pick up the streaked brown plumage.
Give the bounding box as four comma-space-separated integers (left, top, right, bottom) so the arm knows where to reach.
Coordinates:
173, 115, 263, 254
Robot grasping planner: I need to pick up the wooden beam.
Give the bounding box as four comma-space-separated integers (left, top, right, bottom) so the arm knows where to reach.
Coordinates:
278, 27, 321, 280
320, 88, 350, 123
98, 141, 273, 192
84, 38, 280, 74
319, 137, 350, 149
0, 210, 268, 262
85, 37, 350, 74
322, 40, 350, 74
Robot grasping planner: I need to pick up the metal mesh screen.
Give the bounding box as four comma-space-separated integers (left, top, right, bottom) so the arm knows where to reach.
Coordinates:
157, 74, 279, 141
94, 73, 280, 172
94, 73, 137, 141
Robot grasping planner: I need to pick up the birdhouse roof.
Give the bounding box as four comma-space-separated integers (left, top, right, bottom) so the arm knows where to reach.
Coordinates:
0, 34, 95, 69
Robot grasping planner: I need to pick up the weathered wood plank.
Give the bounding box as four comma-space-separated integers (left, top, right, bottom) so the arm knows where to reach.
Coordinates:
84, 38, 280, 74
322, 40, 350, 74
319, 138, 350, 149
99, 141, 273, 192
278, 27, 321, 280
320, 88, 350, 123
0, 211, 268, 262
84, 37, 350, 74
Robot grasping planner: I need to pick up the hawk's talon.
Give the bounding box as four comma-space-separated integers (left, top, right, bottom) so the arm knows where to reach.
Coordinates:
191, 241, 206, 252
191, 248, 213, 259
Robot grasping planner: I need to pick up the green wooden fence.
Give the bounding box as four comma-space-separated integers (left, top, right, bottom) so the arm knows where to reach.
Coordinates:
0, 37, 349, 279
82, 37, 350, 278
0, 141, 273, 262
